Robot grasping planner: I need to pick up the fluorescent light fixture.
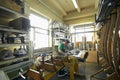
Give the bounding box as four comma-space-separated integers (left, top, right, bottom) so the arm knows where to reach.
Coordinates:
72, 0, 78, 8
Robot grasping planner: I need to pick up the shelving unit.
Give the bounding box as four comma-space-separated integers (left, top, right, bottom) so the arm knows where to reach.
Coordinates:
0, 1, 32, 79
0, 60, 32, 80
50, 21, 70, 51
0, 56, 29, 66
0, 6, 27, 18
0, 43, 29, 47
0, 27, 28, 34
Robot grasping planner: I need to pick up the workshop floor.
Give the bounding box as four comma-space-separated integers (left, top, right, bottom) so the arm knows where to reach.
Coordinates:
50, 62, 106, 80
14, 62, 106, 80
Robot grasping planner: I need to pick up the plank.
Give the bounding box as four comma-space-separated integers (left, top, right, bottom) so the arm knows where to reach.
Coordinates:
107, 13, 117, 67
112, 7, 120, 73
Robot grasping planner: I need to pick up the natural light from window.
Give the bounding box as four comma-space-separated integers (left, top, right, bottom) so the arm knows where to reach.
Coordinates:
29, 14, 49, 49
70, 26, 94, 42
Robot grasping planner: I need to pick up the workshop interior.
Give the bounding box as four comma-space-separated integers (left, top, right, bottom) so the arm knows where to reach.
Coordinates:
0, 0, 120, 80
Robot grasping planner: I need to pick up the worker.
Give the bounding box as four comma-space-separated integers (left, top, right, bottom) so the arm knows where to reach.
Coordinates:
56, 39, 69, 77
58, 39, 70, 56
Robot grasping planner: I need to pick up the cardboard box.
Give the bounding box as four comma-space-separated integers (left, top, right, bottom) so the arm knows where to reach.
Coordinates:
9, 17, 30, 31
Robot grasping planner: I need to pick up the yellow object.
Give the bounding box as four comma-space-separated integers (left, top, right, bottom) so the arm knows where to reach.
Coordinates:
69, 55, 79, 80
31, 64, 37, 70
31, 55, 80, 80
43, 71, 55, 80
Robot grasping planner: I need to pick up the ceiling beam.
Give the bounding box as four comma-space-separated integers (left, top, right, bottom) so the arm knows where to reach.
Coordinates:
28, 0, 63, 22
65, 16, 95, 25
95, 0, 99, 9
37, 0, 63, 19
76, 0, 81, 12
50, 0, 67, 16
64, 7, 97, 20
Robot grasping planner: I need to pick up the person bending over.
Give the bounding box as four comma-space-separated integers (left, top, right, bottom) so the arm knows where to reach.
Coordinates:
57, 39, 69, 77
58, 39, 70, 56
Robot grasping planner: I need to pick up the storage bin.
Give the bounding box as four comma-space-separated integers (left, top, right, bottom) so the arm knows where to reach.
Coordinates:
9, 17, 30, 31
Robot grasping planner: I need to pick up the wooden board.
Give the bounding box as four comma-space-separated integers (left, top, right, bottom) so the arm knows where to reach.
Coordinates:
86, 51, 97, 63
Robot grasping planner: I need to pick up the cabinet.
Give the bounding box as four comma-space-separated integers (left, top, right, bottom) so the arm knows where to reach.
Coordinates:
0, 1, 32, 79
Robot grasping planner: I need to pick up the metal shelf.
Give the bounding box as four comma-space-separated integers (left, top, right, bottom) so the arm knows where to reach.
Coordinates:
0, 60, 32, 80
0, 4, 31, 80
0, 56, 29, 66
52, 27, 68, 32
0, 60, 32, 72
0, 26, 28, 34
0, 43, 29, 47
0, 6, 27, 19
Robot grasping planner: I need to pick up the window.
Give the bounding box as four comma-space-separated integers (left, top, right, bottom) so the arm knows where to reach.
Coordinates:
71, 25, 95, 42
29, 14, 49, 49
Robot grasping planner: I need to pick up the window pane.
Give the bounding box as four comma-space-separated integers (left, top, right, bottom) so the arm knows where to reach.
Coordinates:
34, 33, 48, 49
30, 28, 34, 41
85, 33, 93, 41
29, 14, 48, 29
74, 33, 93, 42
35, 28, 48, 35
75, 27, 94, 33
29, 13, 49, 49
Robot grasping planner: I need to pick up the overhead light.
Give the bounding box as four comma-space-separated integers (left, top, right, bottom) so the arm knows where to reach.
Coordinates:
72, 0, 78, 8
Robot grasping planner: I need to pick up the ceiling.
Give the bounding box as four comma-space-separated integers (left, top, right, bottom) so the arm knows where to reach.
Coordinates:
28, 0, 99, 25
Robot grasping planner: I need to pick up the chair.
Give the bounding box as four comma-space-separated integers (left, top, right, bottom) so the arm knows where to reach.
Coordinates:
78, 52, 89, 74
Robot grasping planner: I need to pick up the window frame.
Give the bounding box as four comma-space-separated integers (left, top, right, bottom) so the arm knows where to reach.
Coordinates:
29, 13, 49, 49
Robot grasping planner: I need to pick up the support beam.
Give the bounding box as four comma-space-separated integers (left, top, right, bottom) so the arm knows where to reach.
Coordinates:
38, 0, 62, 19
95, 0, 99, 9
51, 0, 67, 16
28, 0, 63, 22
76, 0, 81, 12
65, 16, 95, 25
64, 7, 97, 20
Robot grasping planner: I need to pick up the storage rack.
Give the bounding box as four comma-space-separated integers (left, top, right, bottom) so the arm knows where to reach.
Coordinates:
50, 21, 70, 51
0, 1, 32, 79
